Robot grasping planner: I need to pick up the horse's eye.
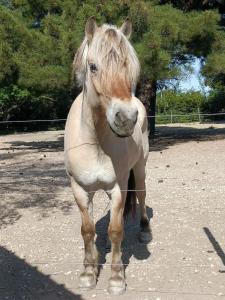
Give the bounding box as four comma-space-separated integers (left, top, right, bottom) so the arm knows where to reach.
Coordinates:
89, 63, 98, 73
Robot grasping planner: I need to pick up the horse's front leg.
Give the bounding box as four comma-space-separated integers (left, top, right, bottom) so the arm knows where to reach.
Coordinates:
107, 183, 127, 295
70, 178, 98, 290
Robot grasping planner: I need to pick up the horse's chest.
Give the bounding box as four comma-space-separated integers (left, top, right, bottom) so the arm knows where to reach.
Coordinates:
81, 161, 115, 187
66, 137, 140, 189
67, 148, 116, 188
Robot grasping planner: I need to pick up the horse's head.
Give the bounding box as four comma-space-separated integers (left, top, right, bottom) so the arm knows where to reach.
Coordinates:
74, 17, 140, 137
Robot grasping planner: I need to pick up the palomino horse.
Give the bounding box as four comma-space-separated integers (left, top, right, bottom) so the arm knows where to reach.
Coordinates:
64, 17, 151, 295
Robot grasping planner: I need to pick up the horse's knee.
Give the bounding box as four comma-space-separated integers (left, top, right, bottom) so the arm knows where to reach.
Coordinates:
81, 222, 95, 243
108, 224, 123, 244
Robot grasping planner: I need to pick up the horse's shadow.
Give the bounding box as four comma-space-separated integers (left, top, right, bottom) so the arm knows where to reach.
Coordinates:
95, 205, 153, 276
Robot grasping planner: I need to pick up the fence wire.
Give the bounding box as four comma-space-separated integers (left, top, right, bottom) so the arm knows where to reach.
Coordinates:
0, 112, 225, 124
0, 190, 145, 196
15, 260, 225, 269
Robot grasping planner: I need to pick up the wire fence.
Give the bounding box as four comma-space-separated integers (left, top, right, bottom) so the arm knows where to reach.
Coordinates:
0, 112, 225, 124
0, 118, 66, 124
0, 112, 225, 133
156, 111, 225, 124
1, 255, 223, 268
0, 190, 146, 196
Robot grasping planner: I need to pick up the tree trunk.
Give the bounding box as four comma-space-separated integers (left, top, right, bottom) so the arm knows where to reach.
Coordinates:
136, 79, 157, 137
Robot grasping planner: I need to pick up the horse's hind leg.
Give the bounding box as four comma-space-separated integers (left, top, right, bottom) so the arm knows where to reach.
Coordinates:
133, 162, 152, 243
71, 178, 98, 290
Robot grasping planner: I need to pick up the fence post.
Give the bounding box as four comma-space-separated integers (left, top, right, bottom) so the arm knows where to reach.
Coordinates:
170, 110, 173, 124
198, 107, 201, 123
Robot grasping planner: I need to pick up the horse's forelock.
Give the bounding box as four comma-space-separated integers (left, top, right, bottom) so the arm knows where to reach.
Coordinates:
105, 28, 118, 40
73, 24, 140, 91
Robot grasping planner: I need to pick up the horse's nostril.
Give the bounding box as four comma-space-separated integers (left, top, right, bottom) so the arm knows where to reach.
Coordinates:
115, 111, 120, 119
115, 111, 124, 124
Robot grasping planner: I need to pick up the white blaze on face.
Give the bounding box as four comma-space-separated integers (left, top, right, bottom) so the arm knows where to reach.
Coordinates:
106, 97, 138, 137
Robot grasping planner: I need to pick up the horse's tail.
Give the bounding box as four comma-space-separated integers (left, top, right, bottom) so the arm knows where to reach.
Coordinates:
123, 169, 136, 218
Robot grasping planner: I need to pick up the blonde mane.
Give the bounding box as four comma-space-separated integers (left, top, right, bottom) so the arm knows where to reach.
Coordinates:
73, 24, 140, 94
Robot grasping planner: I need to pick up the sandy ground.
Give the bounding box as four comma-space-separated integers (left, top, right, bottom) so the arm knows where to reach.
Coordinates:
0, 123, 225, 300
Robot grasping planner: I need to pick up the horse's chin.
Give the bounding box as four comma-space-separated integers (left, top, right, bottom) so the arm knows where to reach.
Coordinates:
109, 124, 133, 138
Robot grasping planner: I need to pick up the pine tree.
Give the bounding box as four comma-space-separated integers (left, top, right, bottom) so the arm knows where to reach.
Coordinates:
1, 0, 225, 127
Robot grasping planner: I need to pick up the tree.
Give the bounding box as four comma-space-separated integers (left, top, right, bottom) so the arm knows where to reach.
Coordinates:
159, 0, 225, 11
136, 0, 225, 135
133, 2, 192, 135
1, 0, 225, 132
164, 0, 225, 120
0, 2, 75, 120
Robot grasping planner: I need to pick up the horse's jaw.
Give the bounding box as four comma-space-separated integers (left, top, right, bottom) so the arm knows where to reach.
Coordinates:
109, 123, 133, 138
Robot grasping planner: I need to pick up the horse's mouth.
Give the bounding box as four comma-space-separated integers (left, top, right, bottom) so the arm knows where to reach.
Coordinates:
109, 124, 131, 138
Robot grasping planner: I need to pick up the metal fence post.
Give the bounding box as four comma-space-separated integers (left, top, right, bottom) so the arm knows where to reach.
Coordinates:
198, 107, 201, 123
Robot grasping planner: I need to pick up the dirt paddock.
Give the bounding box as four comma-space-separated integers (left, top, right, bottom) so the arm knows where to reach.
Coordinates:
0, 123, 225, 300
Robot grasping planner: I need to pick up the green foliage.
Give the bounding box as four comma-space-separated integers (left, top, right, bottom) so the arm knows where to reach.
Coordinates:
135, 4, 188, 81
202, 86, 225, 114
0, 5, 31, 83
159, 0, 224, 12
186, 10, 220, 57
0, 0, 225, 126
0, 85, 55, 120
156, 90, 205, 123
157, 90, 204, 113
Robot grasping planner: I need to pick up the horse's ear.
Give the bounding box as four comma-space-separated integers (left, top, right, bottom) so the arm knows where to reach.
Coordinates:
85, 16, 97, 42
120, 18, 132, 39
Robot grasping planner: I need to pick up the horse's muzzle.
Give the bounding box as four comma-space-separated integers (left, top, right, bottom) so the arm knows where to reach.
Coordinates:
109, 110, 138, 137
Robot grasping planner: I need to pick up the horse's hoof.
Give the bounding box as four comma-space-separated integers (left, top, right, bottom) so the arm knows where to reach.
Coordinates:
139, 231, 152, 244
79, 272, 96, 290
108, 276, 126, 295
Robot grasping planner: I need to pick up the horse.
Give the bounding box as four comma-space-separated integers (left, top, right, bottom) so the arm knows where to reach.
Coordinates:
64, 17, 151, 295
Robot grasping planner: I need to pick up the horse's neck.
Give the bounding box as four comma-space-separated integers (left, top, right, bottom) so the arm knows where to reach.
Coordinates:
81, 91, 110, 145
